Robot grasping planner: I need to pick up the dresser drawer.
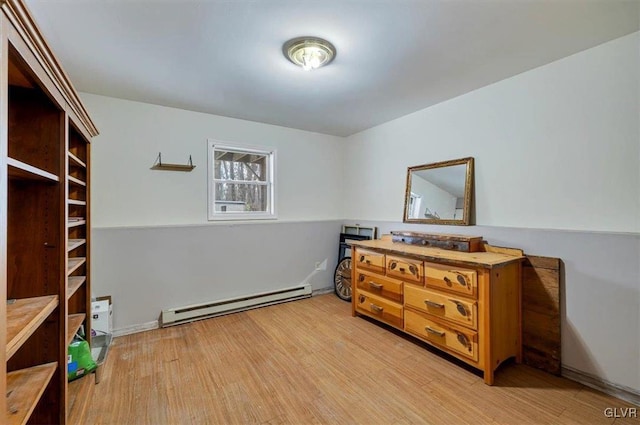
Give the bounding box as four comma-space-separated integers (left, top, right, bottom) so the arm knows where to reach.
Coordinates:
355, 249, 386, 274
425, 262, 478, 298
355, 289, 403, 329
355, 271, 403, 303
386, 255, 423, 283
404, 310, 478, 362
404, 285, 477, 330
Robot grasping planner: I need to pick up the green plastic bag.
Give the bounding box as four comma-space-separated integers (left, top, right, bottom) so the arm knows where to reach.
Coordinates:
68, 337, 97, 381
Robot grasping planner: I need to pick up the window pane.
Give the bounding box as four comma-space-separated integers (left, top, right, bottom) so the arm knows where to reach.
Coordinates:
214, 151, 267, 181
215, 182, 268, 212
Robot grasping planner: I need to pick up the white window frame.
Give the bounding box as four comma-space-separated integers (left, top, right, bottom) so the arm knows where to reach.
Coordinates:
409, 192, 422, 218
207, 140, 277, 221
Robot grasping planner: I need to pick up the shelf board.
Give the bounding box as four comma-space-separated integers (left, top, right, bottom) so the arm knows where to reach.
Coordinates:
68, 152, 86, 168
67, 276, 86, 299
67, 238, 86, 252
68, 219, 86, 228
67, 175, 86, 187
67, 373, 95, 425
8, 158, 59, 182
7, 295, 59, 360
67, 313, 86, 345
6, 362, 58, 425
68, 199, 87, 206
67, 257, 86, 275
150, 163, 196, 172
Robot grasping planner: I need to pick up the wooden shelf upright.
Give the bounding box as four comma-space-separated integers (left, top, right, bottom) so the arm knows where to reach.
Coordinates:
0, 1, 99, 423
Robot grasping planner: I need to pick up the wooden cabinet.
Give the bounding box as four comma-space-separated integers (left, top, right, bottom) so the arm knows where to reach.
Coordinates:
0, 0, 98, 423
350, 235, 524, 385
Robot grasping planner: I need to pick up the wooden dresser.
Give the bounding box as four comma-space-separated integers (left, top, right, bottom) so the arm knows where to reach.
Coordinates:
350, 233, 524, 385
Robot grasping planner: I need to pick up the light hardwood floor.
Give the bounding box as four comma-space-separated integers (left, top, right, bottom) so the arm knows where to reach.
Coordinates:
86, 294, 638, 424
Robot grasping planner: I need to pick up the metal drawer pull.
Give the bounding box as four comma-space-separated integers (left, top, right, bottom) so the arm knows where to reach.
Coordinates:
369, 281, 383, 290
370, 304, 384, 313
424, 300, 444, 309
425, 327, 445, 337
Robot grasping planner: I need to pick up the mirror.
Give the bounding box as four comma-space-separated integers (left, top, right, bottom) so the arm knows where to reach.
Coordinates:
403, 157, 474, 225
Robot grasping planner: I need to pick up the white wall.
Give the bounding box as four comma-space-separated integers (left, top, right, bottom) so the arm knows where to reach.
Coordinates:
81, 93, 345, 228
344, 32, 640, 234
81, 94, 346, 336
344, 33, 640, 393
410, 175, 456, 219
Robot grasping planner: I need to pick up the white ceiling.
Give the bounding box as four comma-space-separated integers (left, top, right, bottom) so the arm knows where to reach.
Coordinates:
25, 0, 639, 137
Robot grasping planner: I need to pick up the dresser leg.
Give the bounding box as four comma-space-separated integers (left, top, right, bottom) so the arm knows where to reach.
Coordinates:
484, 369, 495, 385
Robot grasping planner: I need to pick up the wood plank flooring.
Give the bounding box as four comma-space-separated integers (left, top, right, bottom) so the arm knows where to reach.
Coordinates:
86, 294, 638, 424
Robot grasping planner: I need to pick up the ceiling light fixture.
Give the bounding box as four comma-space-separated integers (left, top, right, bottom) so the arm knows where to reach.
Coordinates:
283, 37, 336, 71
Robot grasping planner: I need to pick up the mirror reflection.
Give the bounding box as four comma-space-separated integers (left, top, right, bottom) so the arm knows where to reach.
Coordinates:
403, 157, 474, 225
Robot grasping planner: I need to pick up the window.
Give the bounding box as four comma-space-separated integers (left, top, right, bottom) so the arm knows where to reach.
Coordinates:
409, 192, 422, 217
208, 141, 276, 220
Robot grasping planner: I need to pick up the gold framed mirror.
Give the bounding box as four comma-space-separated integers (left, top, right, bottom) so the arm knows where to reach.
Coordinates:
403, 157, 474, 225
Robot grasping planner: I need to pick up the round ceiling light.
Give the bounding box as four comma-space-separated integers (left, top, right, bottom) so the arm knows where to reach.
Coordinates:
283, 37, 336, 71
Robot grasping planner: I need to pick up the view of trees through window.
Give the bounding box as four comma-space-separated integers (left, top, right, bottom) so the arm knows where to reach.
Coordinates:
213, 149, 269, 213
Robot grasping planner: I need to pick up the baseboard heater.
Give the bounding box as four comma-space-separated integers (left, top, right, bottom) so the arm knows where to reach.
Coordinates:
160, 283, 312, 327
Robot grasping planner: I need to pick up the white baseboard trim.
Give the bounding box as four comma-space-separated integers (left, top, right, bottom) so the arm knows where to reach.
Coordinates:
112, 291, 336, 338
112, 320, 159, 337
312, 286, 334, 296
562, 366, 640, 406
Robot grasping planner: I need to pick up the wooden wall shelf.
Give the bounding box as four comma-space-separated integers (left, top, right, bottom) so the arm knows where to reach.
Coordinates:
150, 152, 195, 172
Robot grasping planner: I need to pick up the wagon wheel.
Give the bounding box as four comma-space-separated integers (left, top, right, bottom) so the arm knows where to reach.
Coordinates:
334, 257, 352, 302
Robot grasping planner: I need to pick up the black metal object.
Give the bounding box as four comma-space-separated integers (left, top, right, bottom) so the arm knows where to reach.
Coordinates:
334, 228, 376, 302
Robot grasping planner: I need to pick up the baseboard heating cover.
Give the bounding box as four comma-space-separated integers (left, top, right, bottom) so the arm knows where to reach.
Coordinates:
161, 284, 312, 327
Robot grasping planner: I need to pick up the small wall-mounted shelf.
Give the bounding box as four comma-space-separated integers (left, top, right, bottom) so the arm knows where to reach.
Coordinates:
150, 152, 195, 172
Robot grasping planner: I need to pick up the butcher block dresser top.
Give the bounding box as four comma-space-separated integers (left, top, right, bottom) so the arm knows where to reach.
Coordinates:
349, 237, 525, 269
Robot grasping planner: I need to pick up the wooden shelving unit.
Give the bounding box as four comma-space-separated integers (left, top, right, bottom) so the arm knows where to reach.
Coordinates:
1, 1, 99, 423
